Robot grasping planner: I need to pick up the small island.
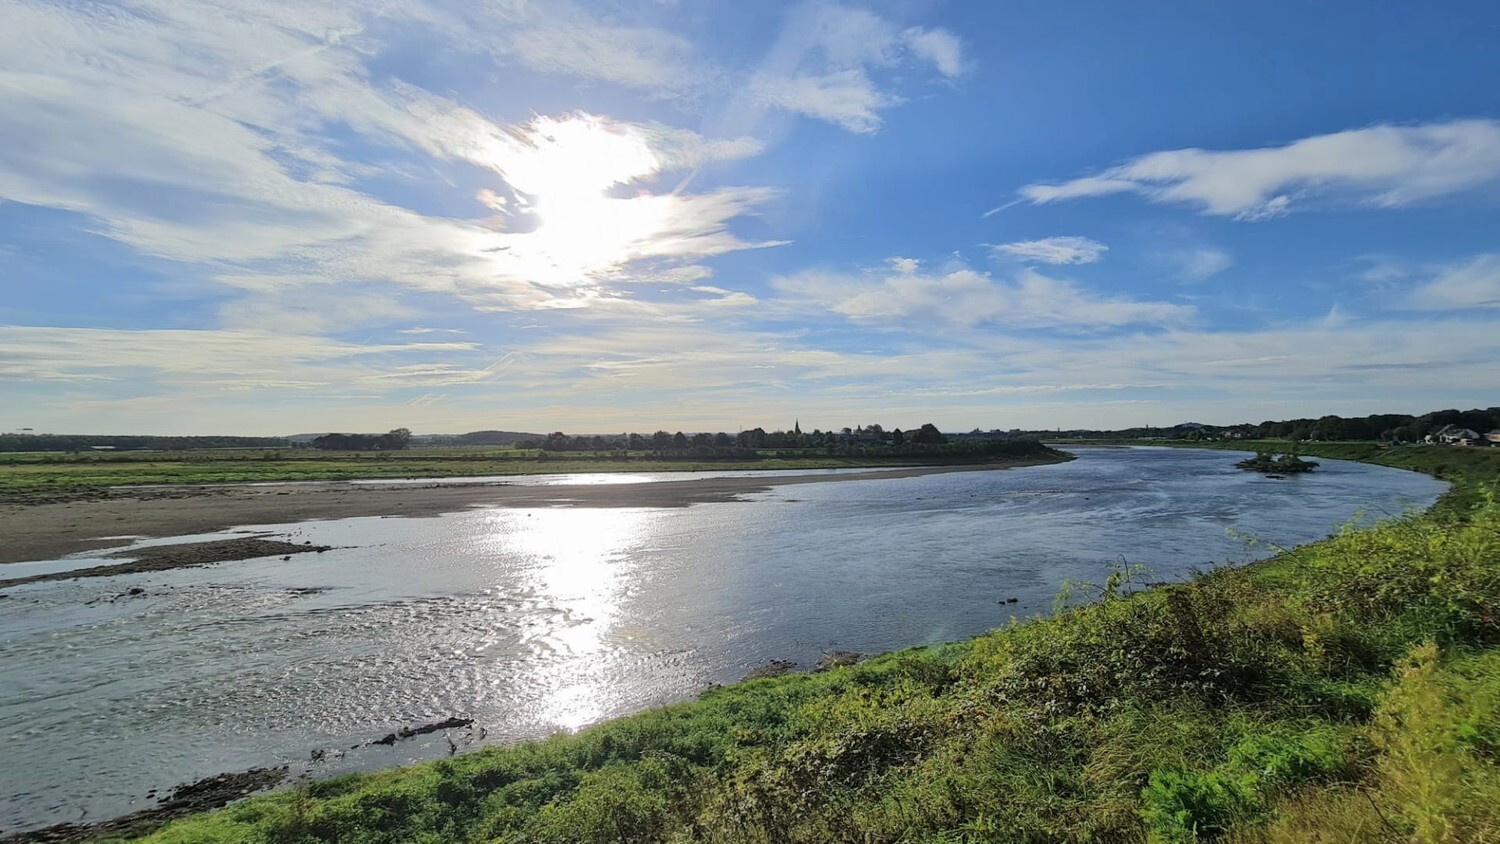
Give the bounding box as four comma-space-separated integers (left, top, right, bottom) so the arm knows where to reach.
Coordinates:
1235, 451, 1319, 474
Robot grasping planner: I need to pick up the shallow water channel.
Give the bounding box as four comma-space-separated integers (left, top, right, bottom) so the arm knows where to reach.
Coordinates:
0, 447, 1447, 833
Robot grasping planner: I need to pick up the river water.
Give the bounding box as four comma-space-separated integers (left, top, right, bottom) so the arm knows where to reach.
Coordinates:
0, 447, 1447, 833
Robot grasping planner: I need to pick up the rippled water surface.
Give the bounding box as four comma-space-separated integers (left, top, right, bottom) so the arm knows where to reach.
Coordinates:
0, 447, 1447, 833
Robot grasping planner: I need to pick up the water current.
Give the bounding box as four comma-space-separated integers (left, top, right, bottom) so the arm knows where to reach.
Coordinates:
0, 447, 1448, 833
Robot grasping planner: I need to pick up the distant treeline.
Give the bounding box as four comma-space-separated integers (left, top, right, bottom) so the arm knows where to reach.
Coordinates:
447, 430, 543, 447
512, 424, 1058, 461
0, 434, 291, 453
1048, 406, 1500, 443
309, 429, 412, 451
521, 423, 953, 453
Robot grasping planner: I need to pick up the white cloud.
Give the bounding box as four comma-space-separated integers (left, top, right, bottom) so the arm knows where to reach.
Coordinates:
745, 3, 965, 133
800, 4, 903, 67
1018, 119, 1500, 218
0, 4, 781, 315
1166, 247, 1234, 283
0, 325, 477, 387
991, 236, 1108, 265
404, 0, 712, 101
750, 69, 894, 134
902, 27, 965, 78
1405, 254, 1500, 310
775, 265, 1192, 329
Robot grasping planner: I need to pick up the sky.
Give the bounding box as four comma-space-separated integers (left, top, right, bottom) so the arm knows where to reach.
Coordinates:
3, 1, 1499, 436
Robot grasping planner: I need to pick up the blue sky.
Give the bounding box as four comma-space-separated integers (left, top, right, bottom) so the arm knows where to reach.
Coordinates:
3, 0, 1499, 435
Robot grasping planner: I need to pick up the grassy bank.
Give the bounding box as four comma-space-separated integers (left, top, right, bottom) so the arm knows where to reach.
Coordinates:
79, 449, 1500, 843
0, 445, 1061, 505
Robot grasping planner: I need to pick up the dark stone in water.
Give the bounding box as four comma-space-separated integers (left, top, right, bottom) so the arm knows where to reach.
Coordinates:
742, 659, 798, 680
370, 717, 475, 747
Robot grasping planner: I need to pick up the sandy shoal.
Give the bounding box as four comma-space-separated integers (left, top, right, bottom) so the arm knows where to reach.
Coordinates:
0, 460, 1059, 565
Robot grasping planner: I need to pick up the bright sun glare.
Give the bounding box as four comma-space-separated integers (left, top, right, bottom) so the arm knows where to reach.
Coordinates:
483, 114, 675, 288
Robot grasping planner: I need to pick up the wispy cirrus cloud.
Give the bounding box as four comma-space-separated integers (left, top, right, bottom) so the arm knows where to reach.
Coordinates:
1404, 253, 1500, 310
1017, 119, 1500, 219
750, 70, 896, 135
774, 261, 1191, 330
0, 1, 782, 321
0, 325, 478, 387
482, 2, 712, 100
1164, 247, 1233, 283
990, 236, 1108, 265
747, 3, 966, 133
902, 27, 965, 78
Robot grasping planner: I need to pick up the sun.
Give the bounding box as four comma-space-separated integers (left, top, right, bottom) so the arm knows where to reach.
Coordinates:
482, 114, 674, 287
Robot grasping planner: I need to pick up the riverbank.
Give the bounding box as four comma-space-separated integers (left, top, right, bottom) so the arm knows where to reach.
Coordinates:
0, 455, 1068, 564
0, 446, 1058, 506
35, 445, 1495, 843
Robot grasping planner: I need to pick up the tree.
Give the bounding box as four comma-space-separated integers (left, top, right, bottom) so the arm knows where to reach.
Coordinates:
891, 428, 906, 446
912, 423, 947, 445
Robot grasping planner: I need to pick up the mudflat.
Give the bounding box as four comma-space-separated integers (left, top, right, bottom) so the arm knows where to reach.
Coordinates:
0, 538, 334, 588
0, 460, 1060, 564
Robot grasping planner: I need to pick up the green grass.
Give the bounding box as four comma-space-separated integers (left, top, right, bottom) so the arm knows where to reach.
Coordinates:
90, 448, 1500, 843
0, 447, 1062, 503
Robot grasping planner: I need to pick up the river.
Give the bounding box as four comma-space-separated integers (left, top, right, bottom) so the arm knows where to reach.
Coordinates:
0, 446, 1447, 834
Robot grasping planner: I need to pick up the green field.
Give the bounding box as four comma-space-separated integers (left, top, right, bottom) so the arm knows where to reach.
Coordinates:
0, 446, 1057, 504
75, 445, 1499, 843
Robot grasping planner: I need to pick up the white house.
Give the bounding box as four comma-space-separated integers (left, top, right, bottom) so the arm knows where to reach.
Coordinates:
1433, 424, 1481, 445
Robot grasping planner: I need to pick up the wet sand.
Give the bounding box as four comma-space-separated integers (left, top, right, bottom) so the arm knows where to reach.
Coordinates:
0, 538, 333, 588
0, 459, 1063, 564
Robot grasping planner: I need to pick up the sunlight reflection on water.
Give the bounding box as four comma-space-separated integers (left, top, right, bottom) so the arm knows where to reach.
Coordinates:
503, 507, 653, 730
0, 448, 1449, 833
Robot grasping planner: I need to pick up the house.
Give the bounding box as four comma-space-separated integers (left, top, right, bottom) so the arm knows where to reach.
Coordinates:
1486, 430, 1500, 446
1433, 424, 1481, 445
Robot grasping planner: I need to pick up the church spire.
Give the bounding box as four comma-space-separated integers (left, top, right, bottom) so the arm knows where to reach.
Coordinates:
794, 418, 802, 436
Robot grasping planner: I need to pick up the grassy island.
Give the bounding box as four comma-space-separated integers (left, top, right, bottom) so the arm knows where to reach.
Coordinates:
1234, 452, 1320, 474
47, 446, 1500, 843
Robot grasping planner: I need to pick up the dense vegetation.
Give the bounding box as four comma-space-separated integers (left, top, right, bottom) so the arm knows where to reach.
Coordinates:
95, 445, 1499, 843
309, 430, 413, 451
1233, 452, 1319, 474
522, 423, 953, 453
